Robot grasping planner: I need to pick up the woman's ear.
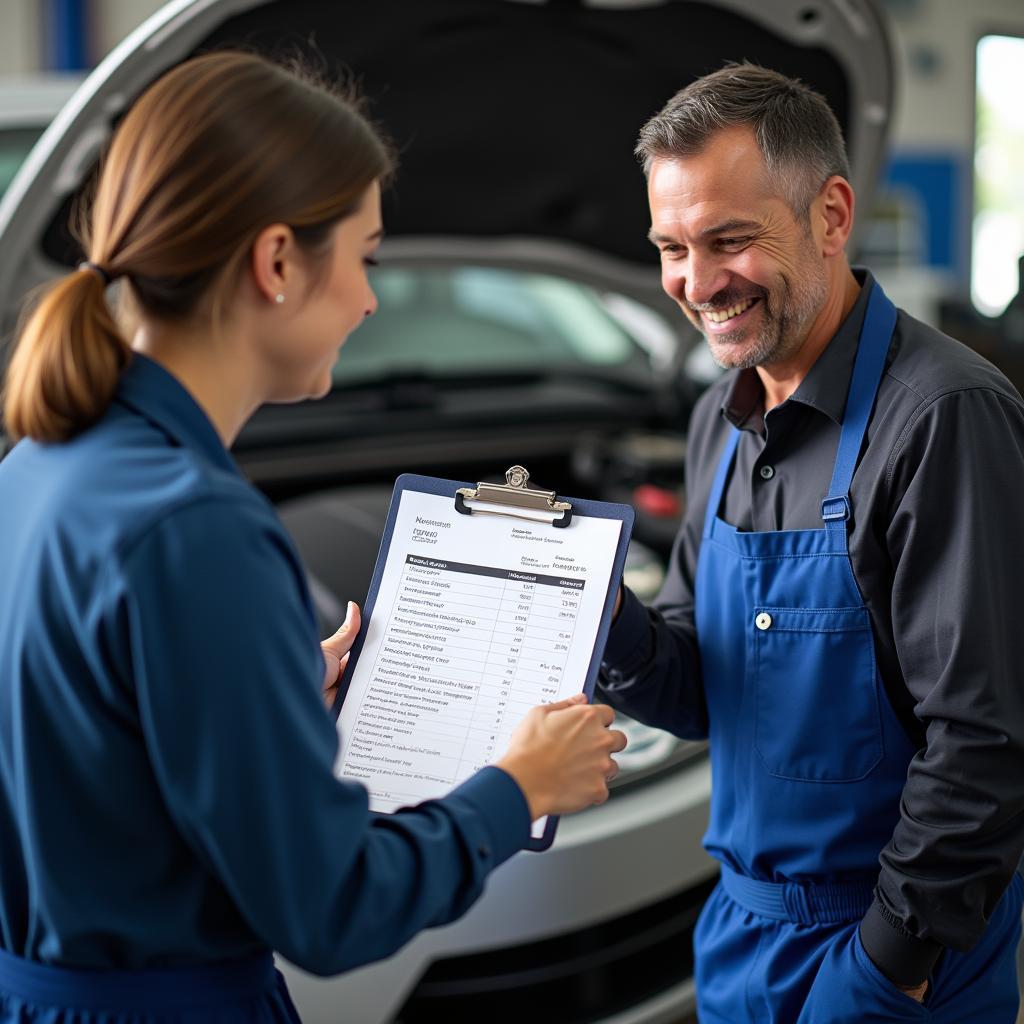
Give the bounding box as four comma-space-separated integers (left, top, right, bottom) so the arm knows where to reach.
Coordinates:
250, 224, 296, 304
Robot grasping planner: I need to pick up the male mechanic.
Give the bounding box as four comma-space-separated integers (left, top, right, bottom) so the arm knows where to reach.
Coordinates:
600, 63, 1024, 1023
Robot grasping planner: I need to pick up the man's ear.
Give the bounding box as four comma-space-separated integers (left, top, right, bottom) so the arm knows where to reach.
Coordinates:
814, 176, 856, 257
250, 223, 296, 304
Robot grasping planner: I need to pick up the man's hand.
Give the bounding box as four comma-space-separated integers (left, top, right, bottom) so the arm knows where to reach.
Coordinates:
321, 601, 361, 711
896, 980, 928, 1003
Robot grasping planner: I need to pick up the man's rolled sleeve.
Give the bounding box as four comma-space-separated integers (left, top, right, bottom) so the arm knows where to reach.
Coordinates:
859, 900, 943, 987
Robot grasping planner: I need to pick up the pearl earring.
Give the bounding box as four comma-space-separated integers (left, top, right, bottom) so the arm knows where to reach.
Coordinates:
275, 293, 285, 304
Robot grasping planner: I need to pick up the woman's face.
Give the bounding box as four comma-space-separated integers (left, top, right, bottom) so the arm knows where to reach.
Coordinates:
263, 181, 383, 402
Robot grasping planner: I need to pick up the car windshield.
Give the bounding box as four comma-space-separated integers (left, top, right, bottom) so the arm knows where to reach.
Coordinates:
332, 265, 658, 383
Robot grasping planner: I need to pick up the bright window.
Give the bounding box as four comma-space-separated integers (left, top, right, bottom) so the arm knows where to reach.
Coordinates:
973, 34, 1024, 316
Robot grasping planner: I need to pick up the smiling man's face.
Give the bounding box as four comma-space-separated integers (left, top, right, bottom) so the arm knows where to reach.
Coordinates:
647, 126, 829, 370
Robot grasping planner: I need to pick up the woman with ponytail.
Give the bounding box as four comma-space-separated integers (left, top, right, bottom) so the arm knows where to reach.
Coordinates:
0, 52, 624, 1022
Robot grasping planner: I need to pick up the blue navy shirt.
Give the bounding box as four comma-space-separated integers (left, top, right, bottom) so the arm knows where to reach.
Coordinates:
0, 354, 529, 973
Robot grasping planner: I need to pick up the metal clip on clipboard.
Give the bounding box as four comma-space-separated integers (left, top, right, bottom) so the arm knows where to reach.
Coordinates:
454, 465, 573, 529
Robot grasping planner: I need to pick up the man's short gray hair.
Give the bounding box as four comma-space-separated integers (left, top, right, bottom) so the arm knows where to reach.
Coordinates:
636, 63, 851, 218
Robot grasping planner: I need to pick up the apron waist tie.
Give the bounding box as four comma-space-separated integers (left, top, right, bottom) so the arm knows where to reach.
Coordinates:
720, 865, 875, 925
0, 947, 276, 1011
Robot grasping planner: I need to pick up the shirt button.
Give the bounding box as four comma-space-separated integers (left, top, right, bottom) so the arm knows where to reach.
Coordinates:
759, 465, 775, 480
755, 612, 772, 631
477, 845, 491, 860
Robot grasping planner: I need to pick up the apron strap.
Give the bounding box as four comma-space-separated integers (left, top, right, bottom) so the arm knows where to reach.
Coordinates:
702, 427, 742, 538
821, 281, 898, 530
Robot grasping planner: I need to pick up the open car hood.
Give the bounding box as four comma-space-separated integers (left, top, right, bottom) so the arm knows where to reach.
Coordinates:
0, 0, 895, 339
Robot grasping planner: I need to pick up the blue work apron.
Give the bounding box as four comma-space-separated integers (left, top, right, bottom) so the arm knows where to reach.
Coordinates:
692, 281, 1024, 1023
0, 949, 301, 1023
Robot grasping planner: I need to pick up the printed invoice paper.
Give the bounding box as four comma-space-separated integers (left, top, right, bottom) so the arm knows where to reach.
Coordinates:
334, 485, 625, 840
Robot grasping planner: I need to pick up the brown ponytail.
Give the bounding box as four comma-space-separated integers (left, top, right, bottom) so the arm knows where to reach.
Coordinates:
3, 52, 394, 444
5, 269, 130, 442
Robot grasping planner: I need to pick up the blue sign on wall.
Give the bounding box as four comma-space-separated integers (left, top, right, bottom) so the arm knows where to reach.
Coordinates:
44, 0, 91, 72
881, 152, 968, 281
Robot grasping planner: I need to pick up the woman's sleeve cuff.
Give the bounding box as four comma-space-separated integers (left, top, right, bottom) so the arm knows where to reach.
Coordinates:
446, 765, 532, 868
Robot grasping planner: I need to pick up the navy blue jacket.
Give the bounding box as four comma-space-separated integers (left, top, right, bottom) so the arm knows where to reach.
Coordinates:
0, 354, 529, 972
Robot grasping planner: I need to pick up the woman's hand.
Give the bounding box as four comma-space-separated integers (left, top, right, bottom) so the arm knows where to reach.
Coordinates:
321, 601, 361, 711
497, 695, 628, 820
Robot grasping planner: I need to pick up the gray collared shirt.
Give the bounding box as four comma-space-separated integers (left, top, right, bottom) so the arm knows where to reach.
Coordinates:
601, 269, 1024, 985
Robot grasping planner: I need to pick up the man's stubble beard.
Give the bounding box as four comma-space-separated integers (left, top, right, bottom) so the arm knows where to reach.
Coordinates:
704, 242, 829, 372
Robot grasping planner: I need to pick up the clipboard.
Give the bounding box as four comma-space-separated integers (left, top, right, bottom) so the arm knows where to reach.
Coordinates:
331, 466, 634, 851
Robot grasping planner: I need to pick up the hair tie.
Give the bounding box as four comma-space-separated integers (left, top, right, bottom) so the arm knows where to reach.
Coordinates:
78, 261, 113, 287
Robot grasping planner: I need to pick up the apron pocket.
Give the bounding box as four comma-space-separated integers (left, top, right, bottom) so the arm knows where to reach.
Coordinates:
754, 606, 883, 782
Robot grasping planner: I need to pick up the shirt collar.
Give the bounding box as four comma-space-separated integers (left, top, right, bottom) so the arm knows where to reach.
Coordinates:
114, 354, 239, 475
721, 267, 875, 431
